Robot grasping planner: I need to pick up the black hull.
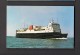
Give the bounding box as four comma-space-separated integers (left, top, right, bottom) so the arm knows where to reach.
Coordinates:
16, 32, 67, 38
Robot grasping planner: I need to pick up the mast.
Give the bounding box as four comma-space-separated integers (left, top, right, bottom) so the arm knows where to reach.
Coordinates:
52, 18, 54, 23
57, 18, 58, 23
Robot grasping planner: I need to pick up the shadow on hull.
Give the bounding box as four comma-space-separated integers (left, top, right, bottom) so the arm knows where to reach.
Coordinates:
16, 32, 67, 39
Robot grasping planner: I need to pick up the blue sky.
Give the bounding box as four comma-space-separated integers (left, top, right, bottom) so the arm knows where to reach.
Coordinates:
7, 6, 74, 37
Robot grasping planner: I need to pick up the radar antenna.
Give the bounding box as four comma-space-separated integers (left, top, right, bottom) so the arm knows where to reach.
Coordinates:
57, 18, 58, 23
51, 18, 54, 23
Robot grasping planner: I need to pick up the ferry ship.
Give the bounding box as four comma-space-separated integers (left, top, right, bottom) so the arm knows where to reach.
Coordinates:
16, 19, 68, 39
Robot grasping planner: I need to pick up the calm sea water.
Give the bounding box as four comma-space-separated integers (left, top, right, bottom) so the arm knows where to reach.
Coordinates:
6, 36, 74, 48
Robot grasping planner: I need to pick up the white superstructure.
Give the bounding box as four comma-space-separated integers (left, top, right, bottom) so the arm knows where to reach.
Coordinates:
16, 20, 61, 33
